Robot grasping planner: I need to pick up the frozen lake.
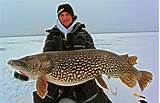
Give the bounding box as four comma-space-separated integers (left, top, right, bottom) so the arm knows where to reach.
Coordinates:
0, 32, 158, 103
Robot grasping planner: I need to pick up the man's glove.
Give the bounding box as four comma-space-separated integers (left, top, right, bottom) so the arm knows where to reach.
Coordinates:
14, 71, 29, 81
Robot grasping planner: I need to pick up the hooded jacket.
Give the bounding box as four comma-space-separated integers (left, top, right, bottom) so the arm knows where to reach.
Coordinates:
41, 20, 111, 103
43, 20, 95, 52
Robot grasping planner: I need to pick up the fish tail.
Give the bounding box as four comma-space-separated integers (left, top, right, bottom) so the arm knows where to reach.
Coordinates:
137, 71, 152, 91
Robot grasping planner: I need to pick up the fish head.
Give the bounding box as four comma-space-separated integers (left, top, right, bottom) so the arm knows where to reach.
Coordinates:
8, 59, 29, 76
8, 54, 51, 79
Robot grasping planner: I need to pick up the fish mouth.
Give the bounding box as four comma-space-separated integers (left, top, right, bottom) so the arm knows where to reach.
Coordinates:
8, 59, 28, 76
8, 59, 26, 67
18, 70, 28, 76
8, 60, 14, 65
8, 60, 21, 66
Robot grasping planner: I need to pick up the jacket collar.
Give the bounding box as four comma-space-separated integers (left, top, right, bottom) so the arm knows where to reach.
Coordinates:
56, 18, 77, 38
46, 20, 85, 37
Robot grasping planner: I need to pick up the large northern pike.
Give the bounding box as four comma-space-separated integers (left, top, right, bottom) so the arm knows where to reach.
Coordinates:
7, 49, 152, 98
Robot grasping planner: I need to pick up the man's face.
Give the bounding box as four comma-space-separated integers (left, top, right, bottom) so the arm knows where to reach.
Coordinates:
59, 12, 73, 28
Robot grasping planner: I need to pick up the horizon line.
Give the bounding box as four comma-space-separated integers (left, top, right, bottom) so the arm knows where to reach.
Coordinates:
0, 31, 158, 38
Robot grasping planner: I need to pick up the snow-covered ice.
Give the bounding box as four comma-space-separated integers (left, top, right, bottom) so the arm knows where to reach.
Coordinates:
0, 32, 158, 103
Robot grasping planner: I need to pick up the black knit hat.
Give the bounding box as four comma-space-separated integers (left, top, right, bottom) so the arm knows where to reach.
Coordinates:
57, 3, 74, 16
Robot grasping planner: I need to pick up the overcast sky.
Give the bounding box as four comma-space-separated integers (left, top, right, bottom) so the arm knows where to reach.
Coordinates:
0, 0, 158, 37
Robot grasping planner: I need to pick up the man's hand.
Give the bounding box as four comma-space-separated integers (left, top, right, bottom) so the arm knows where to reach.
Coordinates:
14, 71, 29, 81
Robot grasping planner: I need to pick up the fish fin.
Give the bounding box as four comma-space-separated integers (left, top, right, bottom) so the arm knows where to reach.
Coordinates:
120, 54, 129, 59
137, 71, 152, 91
119, 73, 137, 88
128, 56, 138, 65
96, 75, 108, 89
36, 76, 48, 99
121, 54, 138, 66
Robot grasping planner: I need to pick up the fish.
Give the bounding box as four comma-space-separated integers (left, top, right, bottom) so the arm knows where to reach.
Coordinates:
7, 49, 153, 98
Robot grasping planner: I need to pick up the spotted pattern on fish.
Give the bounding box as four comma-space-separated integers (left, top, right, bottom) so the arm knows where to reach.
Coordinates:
8, 49, 152, 91
42, 49, 137, 84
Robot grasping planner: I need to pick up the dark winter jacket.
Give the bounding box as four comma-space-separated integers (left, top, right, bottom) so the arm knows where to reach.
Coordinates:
43, 22, 95, 52
37, 22, 112, 103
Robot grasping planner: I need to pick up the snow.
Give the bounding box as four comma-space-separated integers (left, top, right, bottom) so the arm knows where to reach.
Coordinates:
0, 32, 158, 103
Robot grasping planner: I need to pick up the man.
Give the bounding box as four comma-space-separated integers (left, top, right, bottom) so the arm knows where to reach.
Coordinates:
14, 3, 112, 103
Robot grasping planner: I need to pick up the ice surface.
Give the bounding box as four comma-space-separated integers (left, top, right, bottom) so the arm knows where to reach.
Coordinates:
0, 32, 158, 103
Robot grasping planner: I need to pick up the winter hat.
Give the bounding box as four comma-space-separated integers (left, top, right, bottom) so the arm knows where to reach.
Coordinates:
57, 3, 74, 16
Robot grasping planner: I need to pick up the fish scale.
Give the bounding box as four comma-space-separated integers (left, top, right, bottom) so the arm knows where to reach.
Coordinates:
8, 49, 153, 98
44, 50, 133, 84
